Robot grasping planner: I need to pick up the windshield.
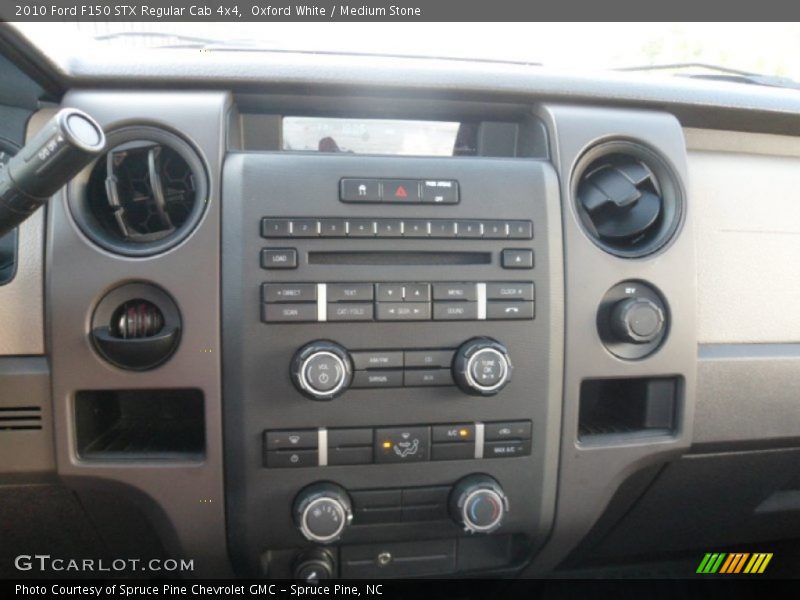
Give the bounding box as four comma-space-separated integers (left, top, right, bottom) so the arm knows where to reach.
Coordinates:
13, 22, 800, 83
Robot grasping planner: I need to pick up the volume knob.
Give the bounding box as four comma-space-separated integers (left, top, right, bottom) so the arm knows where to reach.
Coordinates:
291, 341, 352, 400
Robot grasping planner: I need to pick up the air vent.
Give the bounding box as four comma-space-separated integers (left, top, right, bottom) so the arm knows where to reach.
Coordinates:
573, 141, 683, 258
0, 406, 42, 431
69, 127, 207, 257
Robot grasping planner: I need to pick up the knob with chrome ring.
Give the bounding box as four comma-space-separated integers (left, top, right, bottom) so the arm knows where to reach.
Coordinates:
291, 341, 353, 400
449, 474, 509, 534
452, 337, 513, 396
293, 482, 353, 544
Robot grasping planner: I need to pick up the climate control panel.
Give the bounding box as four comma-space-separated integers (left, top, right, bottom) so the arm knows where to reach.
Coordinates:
291, 475, 509, 543
264, 420, 533, 468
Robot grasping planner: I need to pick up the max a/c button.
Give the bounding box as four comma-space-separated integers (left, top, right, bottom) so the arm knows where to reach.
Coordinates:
484, 439, 532, 459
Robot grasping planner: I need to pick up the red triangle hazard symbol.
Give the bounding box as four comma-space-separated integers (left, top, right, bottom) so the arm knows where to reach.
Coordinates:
394, 185, 408, 198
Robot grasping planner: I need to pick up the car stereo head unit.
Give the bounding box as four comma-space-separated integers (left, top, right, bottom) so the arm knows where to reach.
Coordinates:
221, 148, 563, 578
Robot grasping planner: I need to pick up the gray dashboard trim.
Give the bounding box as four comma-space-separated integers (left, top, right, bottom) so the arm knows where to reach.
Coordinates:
695, 343, 800, 447
685, 127, 800, 157
49, 50, 800, 134
526, 104, 697, 575
687, 138, 800, 345
0, 110, 46, 356
47, 91, 232, 577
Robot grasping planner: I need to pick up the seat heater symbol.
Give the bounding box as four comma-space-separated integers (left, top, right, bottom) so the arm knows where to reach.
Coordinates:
358, 184, 367, 196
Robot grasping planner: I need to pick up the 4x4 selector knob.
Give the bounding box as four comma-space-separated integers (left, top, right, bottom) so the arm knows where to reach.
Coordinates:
452, 338, 512, 396
291, 341, 352, 400
293, 482, 353, 544
610, 297, 665, 344
450, 474, 509, 534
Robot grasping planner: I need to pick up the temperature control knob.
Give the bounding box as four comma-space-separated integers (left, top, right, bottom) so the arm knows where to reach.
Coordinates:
452, 338, 512, 396
449, 474, 509, 534
293, 482, 353, 544
291, 341, 352, 400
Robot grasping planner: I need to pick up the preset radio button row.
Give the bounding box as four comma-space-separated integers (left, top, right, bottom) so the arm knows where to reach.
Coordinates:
261, 217, 532, 240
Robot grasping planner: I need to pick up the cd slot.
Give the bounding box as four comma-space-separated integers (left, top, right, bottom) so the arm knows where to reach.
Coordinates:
308, 251, 491, 266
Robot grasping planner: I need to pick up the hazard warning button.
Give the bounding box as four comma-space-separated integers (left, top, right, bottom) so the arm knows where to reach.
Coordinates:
383, 179, 421, 202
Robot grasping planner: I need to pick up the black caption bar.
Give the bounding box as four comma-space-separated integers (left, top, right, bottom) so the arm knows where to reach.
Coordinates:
3, 0, 800, 21
5, 579, 785, 599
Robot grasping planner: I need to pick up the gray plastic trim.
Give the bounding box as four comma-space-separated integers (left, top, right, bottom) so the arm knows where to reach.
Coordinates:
49, 49, 800, 134
0, 109, 48, 356
525, 105, 697, 575
47, 90, 232, 577
695, 343, 800, 447
686, 129, 800, 344
0, 356, 54, 478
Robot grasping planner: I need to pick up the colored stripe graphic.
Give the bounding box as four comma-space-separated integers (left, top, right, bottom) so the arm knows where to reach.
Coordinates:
697, 553, 727, 574
696, 553, 714, 574
719, 553, 736, 573
699, 552, 773, 574
743, 553, 773, 574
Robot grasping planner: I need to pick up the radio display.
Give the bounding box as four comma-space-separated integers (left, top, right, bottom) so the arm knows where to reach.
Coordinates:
281, 117, 478, 156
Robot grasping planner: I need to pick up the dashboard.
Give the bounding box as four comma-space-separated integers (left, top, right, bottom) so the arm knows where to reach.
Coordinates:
1, 25, 799, 580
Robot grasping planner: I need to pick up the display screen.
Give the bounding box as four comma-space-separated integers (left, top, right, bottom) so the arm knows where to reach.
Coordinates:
281, 117, 478, 156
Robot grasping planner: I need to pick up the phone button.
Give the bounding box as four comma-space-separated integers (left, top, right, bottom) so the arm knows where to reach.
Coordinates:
486, 301, 534, 320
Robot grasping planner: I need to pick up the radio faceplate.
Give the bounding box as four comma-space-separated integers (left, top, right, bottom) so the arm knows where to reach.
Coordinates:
221, 153, 564, 577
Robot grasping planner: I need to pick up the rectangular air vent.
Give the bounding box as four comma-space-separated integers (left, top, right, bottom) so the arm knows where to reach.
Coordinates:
0, 406, 43, 431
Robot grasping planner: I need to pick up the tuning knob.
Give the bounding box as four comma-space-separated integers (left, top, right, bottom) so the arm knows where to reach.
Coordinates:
293, 482, 353, 544
610, 297, 665, 344
291, 341, 352, 400
452, 337, 512, 396
449, 474, 508, 534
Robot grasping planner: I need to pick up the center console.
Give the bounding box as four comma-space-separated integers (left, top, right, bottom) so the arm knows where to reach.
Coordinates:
43, 91, 694, 579
222, 147, 564, 577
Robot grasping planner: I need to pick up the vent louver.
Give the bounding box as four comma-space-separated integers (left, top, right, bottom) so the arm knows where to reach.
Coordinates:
0, 406, 42, 431
573, 141, 683, 258
69, 127, 207, 257
99, 142, 194, 241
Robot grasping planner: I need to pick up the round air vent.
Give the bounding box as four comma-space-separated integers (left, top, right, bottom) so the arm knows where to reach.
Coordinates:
90, 282, 181, 371
572, 141, 684, 258
68, 127, 208, 257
